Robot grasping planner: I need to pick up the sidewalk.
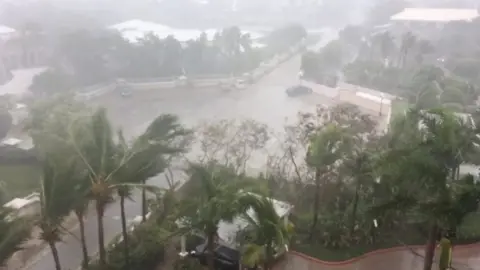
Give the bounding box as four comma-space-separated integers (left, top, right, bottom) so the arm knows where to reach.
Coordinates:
4, 206, 92, 270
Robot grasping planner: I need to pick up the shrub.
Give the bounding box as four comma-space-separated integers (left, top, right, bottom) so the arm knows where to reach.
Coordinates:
90, 222, 170, 270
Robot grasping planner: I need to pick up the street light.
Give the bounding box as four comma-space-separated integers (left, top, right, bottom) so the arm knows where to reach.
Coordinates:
379, 93, 385, 116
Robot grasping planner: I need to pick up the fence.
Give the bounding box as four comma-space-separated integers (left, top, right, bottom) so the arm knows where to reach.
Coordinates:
273, 243, 480, 270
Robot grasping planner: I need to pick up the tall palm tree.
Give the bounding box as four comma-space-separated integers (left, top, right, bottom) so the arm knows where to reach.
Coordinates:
70, 108, 190, 267
69, 108, 120, 268
240, 196, 293, 270
113, 115, 190, 269
38, 157, 79, 270
70, 172, 91, 270
182, 163, 258, 270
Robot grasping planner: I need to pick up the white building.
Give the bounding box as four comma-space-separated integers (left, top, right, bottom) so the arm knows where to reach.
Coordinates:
108, 20, 263, 44
0, 25, 15, 41
391, 8, 479, 23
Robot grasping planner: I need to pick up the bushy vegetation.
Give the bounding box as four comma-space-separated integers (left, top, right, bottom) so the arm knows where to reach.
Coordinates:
28, 24, 306, 95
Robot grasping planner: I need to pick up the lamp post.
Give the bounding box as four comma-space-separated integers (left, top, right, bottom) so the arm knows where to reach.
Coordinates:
379, 93, 385, 116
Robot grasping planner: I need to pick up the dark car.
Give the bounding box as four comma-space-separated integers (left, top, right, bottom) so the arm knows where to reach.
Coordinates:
286, 85, 313, 97
192, 243, 257, 270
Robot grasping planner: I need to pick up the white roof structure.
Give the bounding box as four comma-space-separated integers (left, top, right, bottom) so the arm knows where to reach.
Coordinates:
391, 8, 479, 22
0, 25, 15, 35
0, 67, 47, 97
177, 193, 293, 249
4, 193, 40, 209
109, 20, 263, 43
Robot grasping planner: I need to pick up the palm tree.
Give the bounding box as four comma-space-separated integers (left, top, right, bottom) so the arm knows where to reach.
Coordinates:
70, 108, 190, 267
38, 157, 79, 270
0, 202, 31, 266
182, 163, 257, 270
240, 196, 293, 270
373, 108, 480, 270
69, 108, 120, 268
70, 173, 91, 270
113, 115, 190, 269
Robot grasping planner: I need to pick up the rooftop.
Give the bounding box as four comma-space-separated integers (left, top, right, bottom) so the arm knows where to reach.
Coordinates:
109, 20, 264, 43
4, 192, 39, 209
391, 8, 479, 22
0, 25, 15, 35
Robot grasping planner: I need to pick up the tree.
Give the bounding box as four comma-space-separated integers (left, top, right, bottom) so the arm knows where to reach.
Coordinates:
240, 196, 293, 270
0, 201, 31, 266
181, 163, 259, 270
24, 95, 92, 269
373, 108, 480, 270
306, 124, 350, 238
38, 157, 79, 270
114, 115, 191, 269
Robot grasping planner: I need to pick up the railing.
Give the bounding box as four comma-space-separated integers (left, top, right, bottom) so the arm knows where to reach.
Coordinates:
273, 243, 480, 270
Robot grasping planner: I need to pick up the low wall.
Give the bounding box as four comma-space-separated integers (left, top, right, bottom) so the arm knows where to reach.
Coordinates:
273, 244, 480, 270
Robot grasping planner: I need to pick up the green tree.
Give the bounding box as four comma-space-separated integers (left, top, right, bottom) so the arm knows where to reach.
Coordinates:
181, 163, 258, 270
114, 115, 190, 269
24, 95, 92, 269
0, 201, 31, 266
374, 108, 480, 270
306, 123, 350, 238
240, 196, 293, 270
38, 157, 79, 270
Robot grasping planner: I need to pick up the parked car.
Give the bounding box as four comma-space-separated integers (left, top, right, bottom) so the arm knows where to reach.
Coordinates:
286, 85, 313, 97
191, 243, 257, 270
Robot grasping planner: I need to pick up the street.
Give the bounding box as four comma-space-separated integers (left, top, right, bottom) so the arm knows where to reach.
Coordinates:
26, 30, 339, 270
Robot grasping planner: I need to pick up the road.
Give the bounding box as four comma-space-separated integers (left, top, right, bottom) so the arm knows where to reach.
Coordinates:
26, 30, 339, 270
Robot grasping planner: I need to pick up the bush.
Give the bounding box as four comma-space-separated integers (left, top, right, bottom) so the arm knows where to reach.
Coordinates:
90, 222, 170, 270
173, 257, 204, 270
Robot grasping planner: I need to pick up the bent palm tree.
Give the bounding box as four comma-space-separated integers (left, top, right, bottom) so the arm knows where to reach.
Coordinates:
113, 114, 190, 269
240, 196, 293, 270
0, 203, 31, 266
38, 157, 79, 270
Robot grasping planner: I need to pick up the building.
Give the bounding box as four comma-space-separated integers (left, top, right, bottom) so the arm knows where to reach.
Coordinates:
0, 25, 49, 86
108, 19, 263, 44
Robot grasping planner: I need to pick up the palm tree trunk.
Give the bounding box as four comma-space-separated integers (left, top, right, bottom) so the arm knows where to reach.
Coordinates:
423, 222, 439, 270
74, 209, 89, 269
264, 245, 273, 270
309, 168, 321, 239
141, 179, 147, 222
206, 230, 216, 270
120, 195, 130, 270
48, 241, 62, 270
95, 200, 107, 268
350, 183, 360, 236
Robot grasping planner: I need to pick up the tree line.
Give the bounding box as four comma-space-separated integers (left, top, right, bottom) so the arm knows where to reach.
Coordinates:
28, 24, 307, 96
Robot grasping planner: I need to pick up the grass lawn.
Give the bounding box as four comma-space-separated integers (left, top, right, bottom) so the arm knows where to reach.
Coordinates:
0, 164, 41, 203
